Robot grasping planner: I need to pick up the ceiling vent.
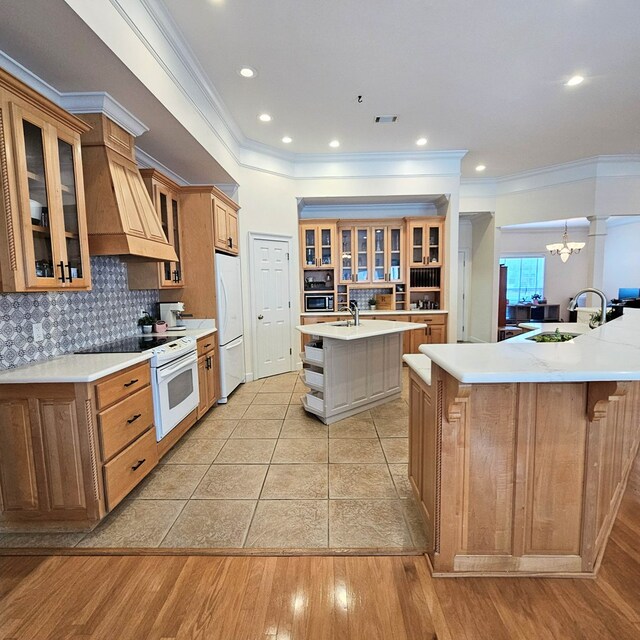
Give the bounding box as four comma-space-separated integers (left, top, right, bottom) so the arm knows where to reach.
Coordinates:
374, 115, 398, 124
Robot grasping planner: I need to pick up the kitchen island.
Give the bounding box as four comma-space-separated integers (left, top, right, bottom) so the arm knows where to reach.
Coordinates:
405, 311, 640, 577
297, 319, 425, 424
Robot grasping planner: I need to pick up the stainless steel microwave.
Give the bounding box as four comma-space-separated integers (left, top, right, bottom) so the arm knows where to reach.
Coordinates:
305, 294, 334, 312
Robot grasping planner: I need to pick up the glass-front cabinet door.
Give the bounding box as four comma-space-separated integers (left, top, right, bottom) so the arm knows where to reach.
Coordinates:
157, 188, 183, 287
303, 226, 317, 267
12, 104, 90, 289
319, 225, 334, 267
372, 227, 386, 282
55, 132, 90, 288
388, 226, 403, 281
408, 220, 442, 267
339, 228, 353, 283
355, 227, 370, 282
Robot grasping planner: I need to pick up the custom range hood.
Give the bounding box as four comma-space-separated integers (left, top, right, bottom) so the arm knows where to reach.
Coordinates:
76, 112, 177, 262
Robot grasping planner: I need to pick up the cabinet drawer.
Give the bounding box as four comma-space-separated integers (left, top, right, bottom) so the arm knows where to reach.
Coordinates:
103, 428, 158, 510
410, 314, 446, 326
96, 363, 150, 410
99, 386, 154, 461
197, 335, 216, 358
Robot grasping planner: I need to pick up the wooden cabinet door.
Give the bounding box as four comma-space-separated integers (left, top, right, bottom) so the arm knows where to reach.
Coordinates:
387, 226, 404, 282
197, 355, 208, 418
354, 226, 371, 282
408, 221, 427, 267
0, 400, 40, 511
371, 226, 387, 283
420, 382, 436, 551
426, 222, 443, 266
429, 324, 446, 344
410, 323, 430, 354
338, 227, 354, 283
214, 199, 229, 252
227, 208, 239, 255
39, 397, 87, 511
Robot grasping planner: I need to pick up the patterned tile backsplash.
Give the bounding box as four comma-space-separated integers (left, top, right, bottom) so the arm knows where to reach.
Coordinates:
349, 287, 394, 308
0, 257, 158, 370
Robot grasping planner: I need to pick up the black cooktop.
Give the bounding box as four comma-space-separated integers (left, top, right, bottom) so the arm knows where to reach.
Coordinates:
75, 336, 175, 354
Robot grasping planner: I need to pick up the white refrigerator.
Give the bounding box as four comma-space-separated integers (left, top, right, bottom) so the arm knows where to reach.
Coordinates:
215, 253, 246, 402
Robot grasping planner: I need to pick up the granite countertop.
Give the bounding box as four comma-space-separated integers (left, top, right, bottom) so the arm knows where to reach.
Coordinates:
297, 319, 426, 341
0, 325, 217, 384
419, 310, 640, 383
300, 309, 447, 317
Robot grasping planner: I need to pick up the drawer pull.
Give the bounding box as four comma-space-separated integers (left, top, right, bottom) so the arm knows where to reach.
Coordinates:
131, 458, 146, 471
123, 378, 139, 388
127, 413, 142, 424
203, 343, 212, 349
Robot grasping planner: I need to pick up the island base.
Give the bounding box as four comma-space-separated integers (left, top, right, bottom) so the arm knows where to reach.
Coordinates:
408, 365, 640, 577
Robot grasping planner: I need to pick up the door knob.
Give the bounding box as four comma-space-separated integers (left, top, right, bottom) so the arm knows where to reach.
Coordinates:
258, 314, 264, 320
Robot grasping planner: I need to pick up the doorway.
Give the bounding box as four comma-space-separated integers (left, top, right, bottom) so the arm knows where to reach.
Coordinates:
249, 233, 294, 379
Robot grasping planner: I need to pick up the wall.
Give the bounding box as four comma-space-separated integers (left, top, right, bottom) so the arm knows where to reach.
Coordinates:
0, 257, 158, 369
500, 227, 589, 320
603, 218, 640, 300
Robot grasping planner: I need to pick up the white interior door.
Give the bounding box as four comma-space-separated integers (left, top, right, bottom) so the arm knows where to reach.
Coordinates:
252, 237, 292, 379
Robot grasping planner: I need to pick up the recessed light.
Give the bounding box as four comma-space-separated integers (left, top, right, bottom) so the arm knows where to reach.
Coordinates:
239, 67, 256, 78
258, 113, 272, 122
282, 136, 292, 144
475, 164, 486, 172
329, 140, 340, 148
566, 75, 584, 87
416, 137, 428, 146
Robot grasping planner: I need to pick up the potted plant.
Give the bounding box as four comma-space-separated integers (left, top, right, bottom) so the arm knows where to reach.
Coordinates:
531, 293, 542, 305
137, 311, 155, 334
368, 296, 377, 311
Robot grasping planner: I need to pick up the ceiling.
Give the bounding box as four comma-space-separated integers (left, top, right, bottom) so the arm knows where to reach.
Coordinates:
0, 0, 638, 181
163, 0, 640, 176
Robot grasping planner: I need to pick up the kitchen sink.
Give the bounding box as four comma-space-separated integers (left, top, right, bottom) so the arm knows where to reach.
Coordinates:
525, 331, 581, 343
329, 321, 354, 327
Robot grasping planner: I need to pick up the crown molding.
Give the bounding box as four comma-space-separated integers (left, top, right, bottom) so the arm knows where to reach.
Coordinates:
61, 92, 148, 137
135, 146, 188, 185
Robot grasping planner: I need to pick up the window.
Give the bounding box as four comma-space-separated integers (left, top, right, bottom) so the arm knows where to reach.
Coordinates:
500, 256, 545, 304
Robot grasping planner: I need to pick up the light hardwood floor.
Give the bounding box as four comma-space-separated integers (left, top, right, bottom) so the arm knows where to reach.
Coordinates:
1, 452, 639, 639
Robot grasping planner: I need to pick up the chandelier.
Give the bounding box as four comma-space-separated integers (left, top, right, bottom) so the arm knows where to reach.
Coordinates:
546, 221, 585, 263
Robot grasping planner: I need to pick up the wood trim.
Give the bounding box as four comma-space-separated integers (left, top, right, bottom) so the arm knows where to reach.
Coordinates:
0, 108, 16, 271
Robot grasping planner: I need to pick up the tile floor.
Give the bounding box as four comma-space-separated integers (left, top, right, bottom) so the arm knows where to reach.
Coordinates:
0, 369, 429, 551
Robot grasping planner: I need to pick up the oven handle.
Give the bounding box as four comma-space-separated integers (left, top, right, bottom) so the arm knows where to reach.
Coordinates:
157, 351, 198, 380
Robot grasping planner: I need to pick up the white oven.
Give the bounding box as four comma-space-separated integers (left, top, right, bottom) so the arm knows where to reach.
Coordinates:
150, 338, 199, 441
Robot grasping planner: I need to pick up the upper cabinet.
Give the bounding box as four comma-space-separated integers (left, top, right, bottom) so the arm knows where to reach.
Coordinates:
128, 169, 185, 290
338, 223, 404, 284
213, 191, 240, 255
408, 219, 443, 267
301, 222, 336, 269
77, 113, 177, 263
0, 70, 92, 291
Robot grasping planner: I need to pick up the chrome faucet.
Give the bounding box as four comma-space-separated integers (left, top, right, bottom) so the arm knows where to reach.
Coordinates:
568, 288, 608, 326
339, 301, 360, 326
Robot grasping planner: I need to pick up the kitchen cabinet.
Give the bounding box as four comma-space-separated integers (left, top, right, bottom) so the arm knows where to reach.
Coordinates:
338, 225, 371, 283
371, 225, 404, 283
0, 361, 159, 528
213, 193, 240, 255
128, 169, 185, 289
0, 69, 92, 292
197, 336, 218, 419
409, 314, 447, 353
408, 219, 443, 267
301, 222, 336, 269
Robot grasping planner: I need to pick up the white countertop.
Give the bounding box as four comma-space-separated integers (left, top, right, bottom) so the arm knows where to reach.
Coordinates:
300, 310, 447, 317
297, 319, 426, 341
403, 353, 432, 386
0, 326, 216, 384
419, 310, 640, 383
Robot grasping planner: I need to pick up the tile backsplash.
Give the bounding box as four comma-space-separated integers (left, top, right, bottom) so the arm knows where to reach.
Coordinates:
349, 287, 394, 308
0, 256, 158, 370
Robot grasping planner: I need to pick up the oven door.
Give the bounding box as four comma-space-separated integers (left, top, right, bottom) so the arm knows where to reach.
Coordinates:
152, 350, 199, 441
